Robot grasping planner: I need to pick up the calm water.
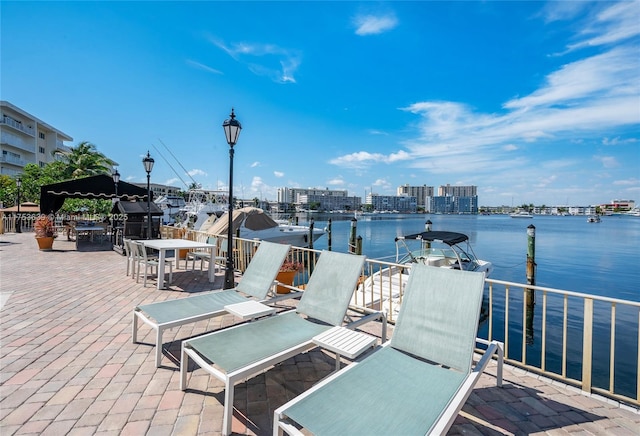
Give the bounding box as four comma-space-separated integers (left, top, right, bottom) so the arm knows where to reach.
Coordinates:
300, 213, 639, 301
285, 212, 640, 398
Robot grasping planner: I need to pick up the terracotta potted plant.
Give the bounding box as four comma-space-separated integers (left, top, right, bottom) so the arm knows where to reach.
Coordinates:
276, 259, 303, 294
34, 214, 57, 250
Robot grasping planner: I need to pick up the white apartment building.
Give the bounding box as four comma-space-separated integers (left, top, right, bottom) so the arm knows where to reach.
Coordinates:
1, 101, 73, 177
397, 184, 435, 208
438, 184, 477, 197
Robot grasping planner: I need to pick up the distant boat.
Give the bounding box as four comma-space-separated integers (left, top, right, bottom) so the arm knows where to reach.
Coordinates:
510, 211, 533, 218
201, 207, 325, 248
587, 215, 601, 223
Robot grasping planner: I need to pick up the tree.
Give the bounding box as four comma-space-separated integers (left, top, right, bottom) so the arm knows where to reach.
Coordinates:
54, 141, 112, 179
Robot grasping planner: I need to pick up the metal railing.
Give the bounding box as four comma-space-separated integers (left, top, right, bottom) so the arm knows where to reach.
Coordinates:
161, 228, 640, 408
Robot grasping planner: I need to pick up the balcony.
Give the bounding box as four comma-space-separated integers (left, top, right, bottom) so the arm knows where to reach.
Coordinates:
0, 117, 35, 137
0, 131, 36, 154
0, 154, 27, 167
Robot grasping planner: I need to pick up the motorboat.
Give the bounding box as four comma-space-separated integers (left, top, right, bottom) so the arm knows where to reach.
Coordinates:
510, 211, 533, 218
587, 215, 601, 223
173, 189, 229, 229
154, 195, 186, 225
201, 207, 325, 248
352, 230, 492, 318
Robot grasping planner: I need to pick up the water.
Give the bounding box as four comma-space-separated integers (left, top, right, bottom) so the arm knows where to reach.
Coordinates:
300, 213, 639, 302
286, 212, 640, 398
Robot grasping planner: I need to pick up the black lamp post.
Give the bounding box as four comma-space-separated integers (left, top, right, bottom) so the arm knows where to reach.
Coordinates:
112, 168, 120, 199
142, 152, 154, 239
222, 108, 242, 289
15, 177, 22, 233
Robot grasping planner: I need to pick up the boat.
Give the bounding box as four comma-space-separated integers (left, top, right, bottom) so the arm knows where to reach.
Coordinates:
587, 215, 601, 223
510, 211, 533, 218
352, 230, 492, 318
154, 195, 186, 225
173, 189, 229, 229
201, 206, 325, 248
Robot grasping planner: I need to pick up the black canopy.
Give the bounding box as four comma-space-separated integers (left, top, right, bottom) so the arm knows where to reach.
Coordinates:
40, 174, 150, 215
111, 200, 163, 216
396, 231, 469, 246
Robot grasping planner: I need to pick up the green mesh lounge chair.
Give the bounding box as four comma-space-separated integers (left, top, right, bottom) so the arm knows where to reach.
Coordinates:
133, 241, 294, 367
274, 265, 504, 436
180, 250, 383, 436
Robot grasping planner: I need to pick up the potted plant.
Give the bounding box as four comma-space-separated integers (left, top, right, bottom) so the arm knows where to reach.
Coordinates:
276, 259, 303, 294
34, 214, 57, 250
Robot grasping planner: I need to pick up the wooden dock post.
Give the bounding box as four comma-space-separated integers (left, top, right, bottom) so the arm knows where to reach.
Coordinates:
527, 224, 536, 286
356, 235, 362, 255
526, 224, 536, 345
349, 217, 357, 254
327, 218, 332, 251
308, 218, 314, 250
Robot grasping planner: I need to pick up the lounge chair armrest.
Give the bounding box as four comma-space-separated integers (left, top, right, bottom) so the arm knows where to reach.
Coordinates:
473, 339, 504, 387
344, 310, 387, 343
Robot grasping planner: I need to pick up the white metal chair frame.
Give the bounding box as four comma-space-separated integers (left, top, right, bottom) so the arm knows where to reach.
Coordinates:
133, 241, 173, 287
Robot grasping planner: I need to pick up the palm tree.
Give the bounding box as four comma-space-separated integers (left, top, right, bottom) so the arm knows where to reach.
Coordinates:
54, 141, 113, 179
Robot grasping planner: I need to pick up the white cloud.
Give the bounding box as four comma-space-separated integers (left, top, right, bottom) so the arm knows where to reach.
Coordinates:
210, 37, 301, 83
274, 171, 284, 178
613, 178, 639, 186
353, 13, 398, 36
188, 169, 207, 177
602, 137, 638, 146
251, 161, 260, 168
595, 155, 619, 169
186, 59, 223, 75
327, 177, 344, 186
329, 150, 411, 169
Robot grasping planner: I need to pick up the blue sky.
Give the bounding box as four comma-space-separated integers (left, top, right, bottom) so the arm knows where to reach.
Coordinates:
2, 1, 639, 207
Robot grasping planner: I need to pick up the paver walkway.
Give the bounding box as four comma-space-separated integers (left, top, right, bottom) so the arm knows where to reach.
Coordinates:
1, 232, 638, 435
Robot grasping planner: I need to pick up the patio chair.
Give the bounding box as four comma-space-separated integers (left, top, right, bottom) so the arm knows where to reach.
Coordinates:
133, 240, 174, 288
133, 241, 294, 367
186, 233, 224, 273
180, 250, 387, 436
123, 238, 136, 277
273, 265, 504, 436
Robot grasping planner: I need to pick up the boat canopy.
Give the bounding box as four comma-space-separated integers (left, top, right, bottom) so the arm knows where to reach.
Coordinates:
396, 231, 468, 246
204, 207, 278, 235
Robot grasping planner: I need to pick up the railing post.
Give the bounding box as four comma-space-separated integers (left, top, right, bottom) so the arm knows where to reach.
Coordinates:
582, 298, 593, 393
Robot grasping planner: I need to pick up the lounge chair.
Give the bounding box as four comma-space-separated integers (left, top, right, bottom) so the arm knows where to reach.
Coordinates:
180, 250, 386, 436
274, 265, 504, 436
133, 241, 294, 367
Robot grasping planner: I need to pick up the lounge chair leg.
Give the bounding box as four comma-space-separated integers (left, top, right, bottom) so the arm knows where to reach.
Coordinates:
132, 312, 138, 343
156, 328, 163, 367
222, 381, 234, 436
180, 344, 189, 391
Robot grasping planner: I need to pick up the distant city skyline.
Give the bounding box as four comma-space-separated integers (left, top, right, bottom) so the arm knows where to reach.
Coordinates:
2, 1, 638, 206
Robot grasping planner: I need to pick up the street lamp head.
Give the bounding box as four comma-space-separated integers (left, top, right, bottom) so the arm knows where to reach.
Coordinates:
142, 151, 154, 174
16, 177, 22, 188
112, 168, 120, 184
222, 108, 242, 147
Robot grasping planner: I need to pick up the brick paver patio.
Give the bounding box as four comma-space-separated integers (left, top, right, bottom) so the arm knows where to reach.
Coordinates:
1, 231, 638, 435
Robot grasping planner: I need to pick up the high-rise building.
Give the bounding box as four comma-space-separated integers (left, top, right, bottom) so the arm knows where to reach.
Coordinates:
1, 101, 73, 177
397, 184, 434, 208
438, 184, 477, 197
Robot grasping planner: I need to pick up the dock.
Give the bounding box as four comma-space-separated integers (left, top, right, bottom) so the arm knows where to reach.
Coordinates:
1, 232, 638, 435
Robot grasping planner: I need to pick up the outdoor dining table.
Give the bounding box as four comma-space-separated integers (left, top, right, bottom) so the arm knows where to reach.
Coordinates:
140, 239, 217, 290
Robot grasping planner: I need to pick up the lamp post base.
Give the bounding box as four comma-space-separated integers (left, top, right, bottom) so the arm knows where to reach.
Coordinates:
224, 262, 235, 289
